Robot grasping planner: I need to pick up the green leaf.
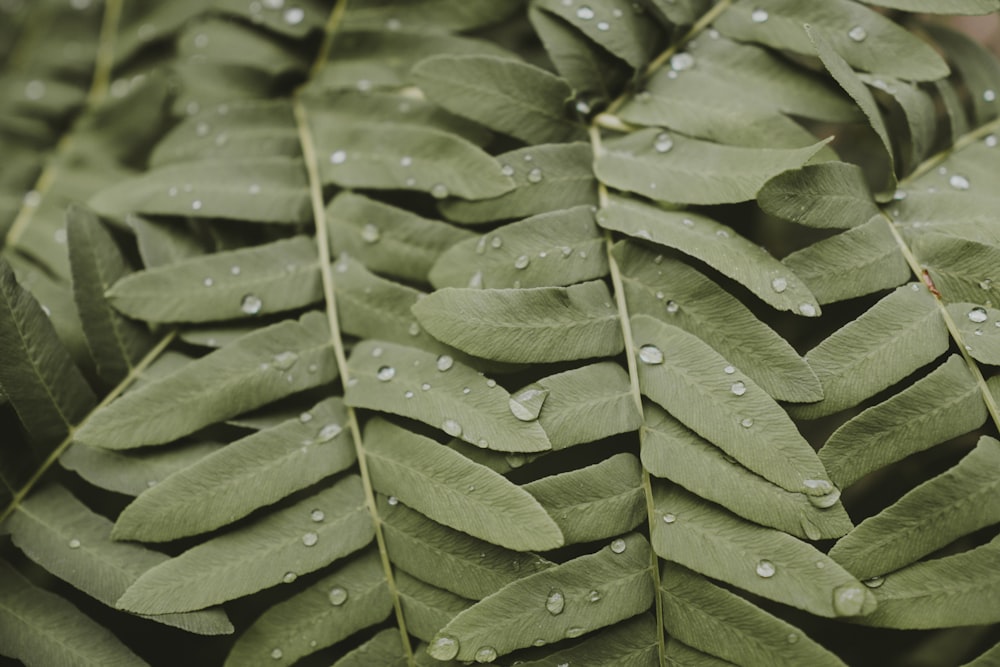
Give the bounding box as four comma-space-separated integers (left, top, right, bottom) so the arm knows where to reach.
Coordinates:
947, 303, 1000, 364
806, 25, 897, 198
439, 142, 598, 224
112, 398, 355, 542
333, 628, 407, 667
327, 191, 474, 285
429, 206, 607, 290
828, 436, 1000, 579
341, 0, 521, 32
632, 315, 834, 497
789, 285, 950, 420
88, 157, 311, 224
0, 258, 96, 446
860, 0, 999, 13
651, 483, 876, 618
223, 550, 393, 667
66, 205, 154, 384
597, 128, 829, 206
514, 614, 660, 666
781, 216, 910, 304
916, 234, 1000, 305
613, 241, 821, 402
427, 533, 655, 661
524, 453, 646, 545
665, 638, 738, 666
716, 0, 949, 81
758, 162, 880, 229
76, 312, 337, 449
379, 498, 554, 600
8, 485, 232, 635
642, 403, 852, 541
107, 236, 321, 323
412, 281, 623, 363
60, 439, 224, 497
962, 641, 1000, 667
924, 24, 1000, 126
345, 340, 552, 453
397, 570, 473, 642
411, 55, 585, 145
116, 475, 373, 614
313, 117, 514, 200
532, 0, 661, 68
0, 559, 148, 667
619, 34, 859, 148
599, 196, 821, 315
819, 355, 988, 488
660, 562, 847, 666
364, 418, 564, 551
860, 74, 936, 175
856, 535, 1000, 628
129, 216, 208, 269
533, 361, 644, 449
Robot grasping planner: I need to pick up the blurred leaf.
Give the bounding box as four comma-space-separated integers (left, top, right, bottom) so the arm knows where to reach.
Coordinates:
758, 162, 880, 229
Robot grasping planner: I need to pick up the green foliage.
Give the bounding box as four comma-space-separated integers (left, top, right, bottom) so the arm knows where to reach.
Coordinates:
1, 1, 1000, 665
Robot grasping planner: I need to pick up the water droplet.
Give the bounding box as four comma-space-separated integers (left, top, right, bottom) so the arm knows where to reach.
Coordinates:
24, 79, 45, 100
771, 277, 788, 293
833, 583, 867, 616
587, 589, 602, 602
750, 7, 769, 22
545, 590, 565, 615
755, 559, 776, 578
468, 271, 483, 288
969, 307, 988, 323
723, 365, 735, 375
442, 419, 463, 437
330, 150, 346, 164
514, 254, 530, 270
191, 200, 203, 211
436, 355, 454, 372
376, 366, 396, 381
741, 417, 754, 428
387, 496, 399, 506
328, 586, 348, 605
403, 390, 414, 399
283, 6, 304, 24
509, 387, 549, 421
301, 532, 318, 546
271, 648, 283, 660
566, 627, 585, 638
408, 322, 421, 336
610, 538, 627, 554
670, 52, 695, 71
474, 646, 498, 663
863, 575, 885, 588
527, 167, 543, 183
202, 277, 214, 288
385, 17, 401, 30
662, 513, 676, 524
421, 382, 431, 391
949, 174, 971, 190
399, 155, 412, 167
429, 636, 460, 661
576, 6, 594, 19
986, 89, 997, 102
317, 423, 342, 442
639, 344, 664, 364
799, 303, 817, 317
596, 20, 609, 30
360, 224, 380, 243
980, 278, 993, 290
847, 25, 867, 42
310, 509, 325, 522
500, 164, 514, 177
241, 294, 263, 315
653, 132, 673, 153
430, 183, 449, 199
68, 538, 81, 549
987, 134, 999, 148
786, 633, 799, 644
282, 571, 297, 583
730, 381, 747, 396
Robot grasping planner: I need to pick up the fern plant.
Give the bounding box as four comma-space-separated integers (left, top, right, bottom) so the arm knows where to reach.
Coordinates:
2, 0, 1000, 665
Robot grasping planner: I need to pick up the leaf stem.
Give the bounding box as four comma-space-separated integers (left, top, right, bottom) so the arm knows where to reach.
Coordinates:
0, 330, 176, 525
293, 3, 415, 660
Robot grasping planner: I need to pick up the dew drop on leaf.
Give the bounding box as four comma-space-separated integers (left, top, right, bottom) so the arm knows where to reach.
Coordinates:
545, 590, 565, 615
949, 174, 970, 190
527, 167, 543, 183
442, 419, 463, 437
270, 648, 283, 660
833, 583, 867, 616
429, 636, 460, 661
755, 559, 776, 578
771, 277, 787, 293
985, 89, 997, 102
787, 633, 799, 644
514, 254, 530, 269
799, 303, 817, 317
638, 344, 664, 365
730, 381, 747, 396
430, 183, 449, 199
202, 277, 214, 287
310, 509, 325, 522
500, 164, 514, 177
436, 355, 454, 372
271, 351, 298, 370
509, 387, 548, 421
387, 496, 399, 506
360, 224, 380, 243
588, 589, 602, 602
576, 6, 594, 19
283, 7, 304, 24
665, 300, 679, 313
68, 538, 81, 549
741, 417, 754, 428
317, 423, 342, 442
328, 586, 348, 606
751, 7, 769, 22
723, 365, 735, 375
330, 150, 346, 164
240, 294, 264, 315
474, 646, 498, 663
670, 52, 695, 71
376, 366, 396, 381
191, 200, 203, 211
653, 132, 673, 153
566, 627, 585, 638
301, 532, 318, 546
610, 538, 627, 554
662, 513, 676, 524
282, 572, 297, 583
863, 575, 885, 589
847, 25, 867, 42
